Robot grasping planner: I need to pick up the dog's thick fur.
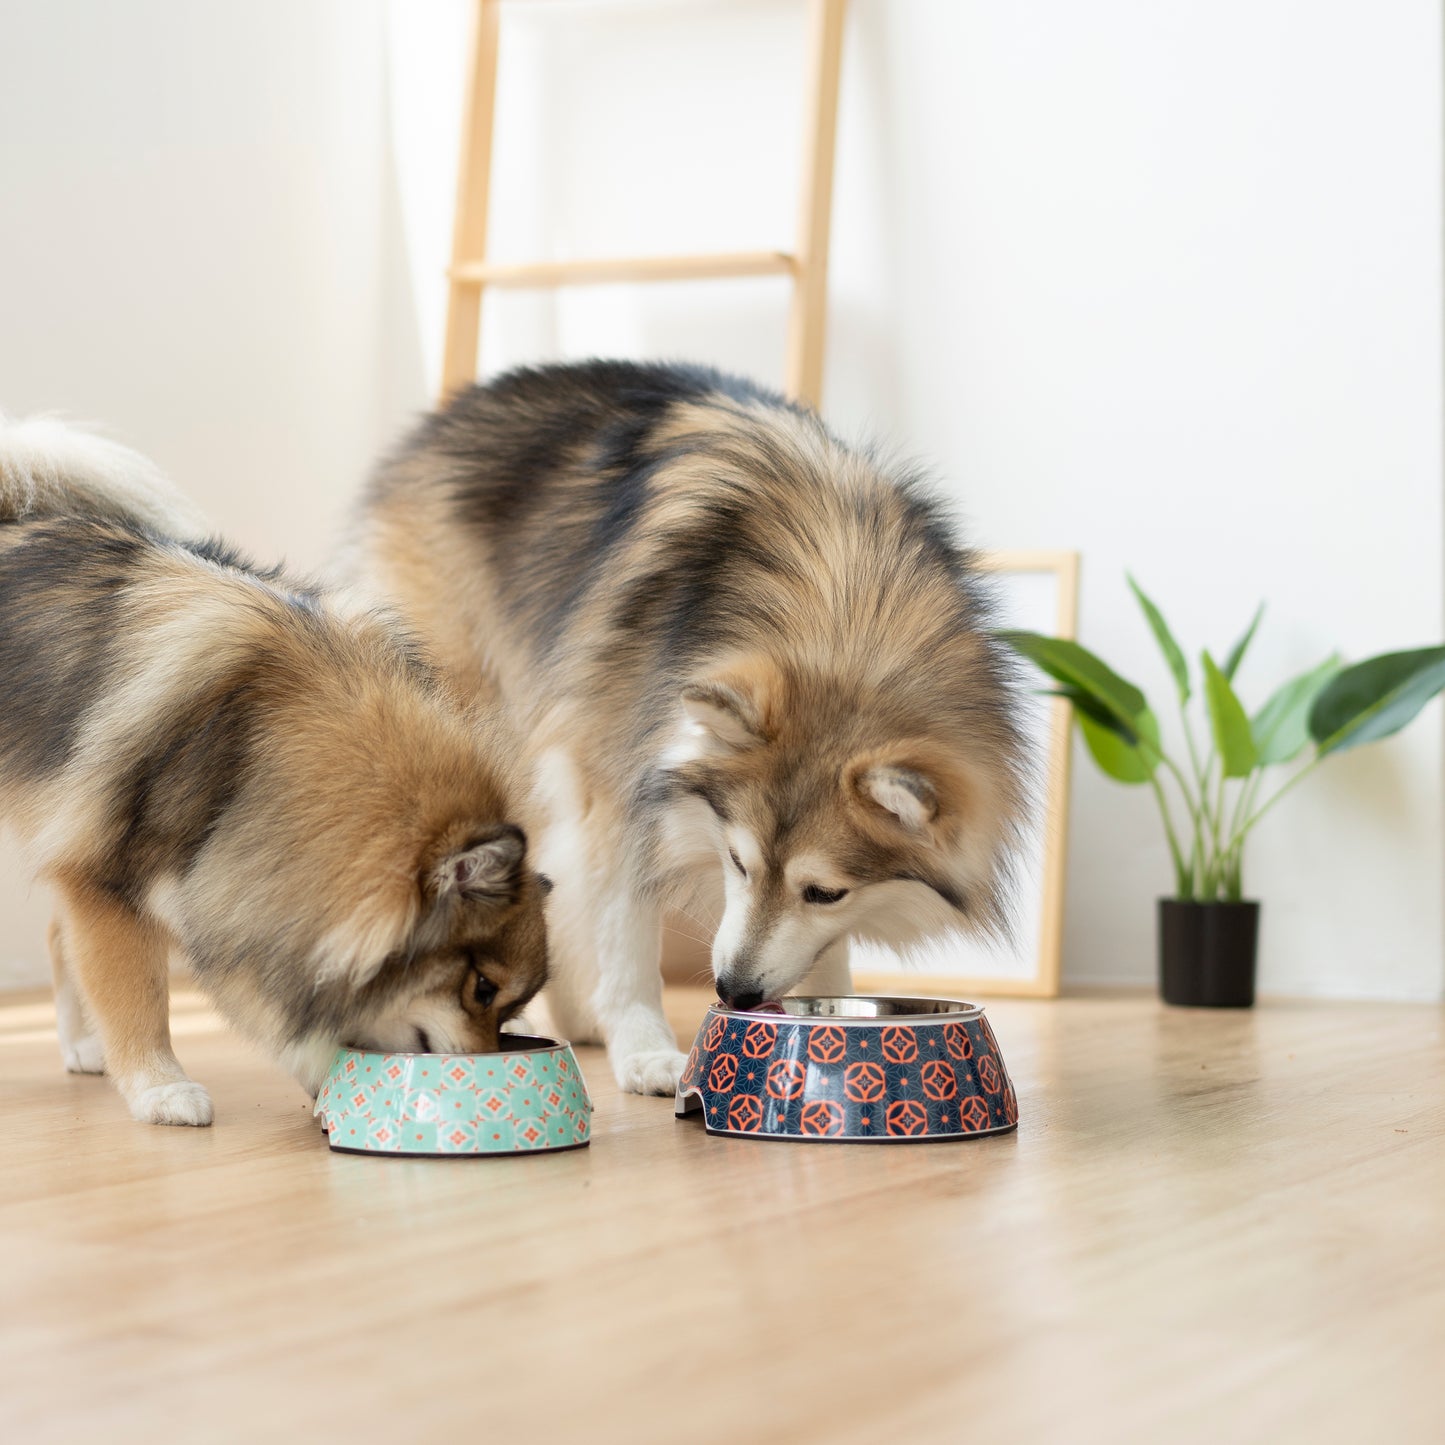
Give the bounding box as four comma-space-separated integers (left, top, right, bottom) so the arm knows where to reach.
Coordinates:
0, 419, 548, 1125
349, 361, 1026, 1095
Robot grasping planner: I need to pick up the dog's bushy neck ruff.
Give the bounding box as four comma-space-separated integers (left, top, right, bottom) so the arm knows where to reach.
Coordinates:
643, 649, 1027, 940
603, 398, 1031, 945
135, 657, 539, 1056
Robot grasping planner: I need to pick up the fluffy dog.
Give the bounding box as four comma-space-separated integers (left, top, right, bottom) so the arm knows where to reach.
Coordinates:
348, 361, 1026, 1095
0, 419, 548, 1125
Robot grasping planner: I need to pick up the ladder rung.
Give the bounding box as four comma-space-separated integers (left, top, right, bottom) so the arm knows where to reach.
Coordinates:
450, 250, 798, 289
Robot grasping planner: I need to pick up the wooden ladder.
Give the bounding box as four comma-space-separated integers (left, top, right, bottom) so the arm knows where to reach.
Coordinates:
440, 0, 848, 408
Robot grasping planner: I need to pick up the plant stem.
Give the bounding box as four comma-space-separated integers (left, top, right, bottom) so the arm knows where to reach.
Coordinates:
1182, 710, 1208, 793
1159, 752, 1205, 898
1209, 768, 1229, 900
1120, 720, 1205, 902
1147, 772, 1190, 896
1199, 746, 1220, 893
1226, 770, 1260, 848
1223, 755, 1323, 855
1222, 770, 1262, 900
1180, 709, 1211, 896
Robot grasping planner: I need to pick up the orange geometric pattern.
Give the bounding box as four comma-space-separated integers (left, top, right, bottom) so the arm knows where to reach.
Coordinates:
881, 1026, 918, 1064
681, 1006, 1016, 1141
920, 1059, 957, 1100
943, 1023, 973, 1060
799, 1099, 845, 1136
843, 1060, 886, 1103
885, 1099, 928, 1135
742, 1021, 778, 1059
807, 1025, 846, 1064
959, 1097, 990, 1132
727, 1094, 763, 1132
766, 1058, 806, 1100
980, 1017, 1002, 1056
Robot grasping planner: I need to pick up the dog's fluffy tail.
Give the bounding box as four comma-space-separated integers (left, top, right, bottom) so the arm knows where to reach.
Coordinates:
0, 415, 210, 541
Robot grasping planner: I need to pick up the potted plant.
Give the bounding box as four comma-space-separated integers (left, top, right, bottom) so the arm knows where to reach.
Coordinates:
1001, 578, 1445, 1007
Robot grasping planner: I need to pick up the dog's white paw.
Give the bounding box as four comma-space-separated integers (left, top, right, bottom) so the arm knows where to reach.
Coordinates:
130, 1081, 214, 1127
613, 1048, 688, 1096
61, 1035, 106, 1074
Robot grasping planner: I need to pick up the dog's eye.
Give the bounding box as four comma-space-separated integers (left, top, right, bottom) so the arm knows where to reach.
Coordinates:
802, 884, 849, 905
473, 975, 499, 1009
728, 849, 747, 878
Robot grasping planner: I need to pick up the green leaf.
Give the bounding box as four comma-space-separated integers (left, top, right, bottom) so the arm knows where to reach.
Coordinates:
1223, 602, 1265, 682
1309, 645, 1445, 756
1042, 687, 1141, 743
1251, 655, 1342, 765
1202, 650, 1258, 777
998, 631, 1148, 734
1126, 574, 1189, 703
1077, 706, 1161, 784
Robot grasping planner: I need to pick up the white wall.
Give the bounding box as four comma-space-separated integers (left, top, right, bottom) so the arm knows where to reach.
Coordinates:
1, 0, 1440, 999
834, 0, 1444, 1002
0, 0, 425, 985
384, 0, 1445, 1000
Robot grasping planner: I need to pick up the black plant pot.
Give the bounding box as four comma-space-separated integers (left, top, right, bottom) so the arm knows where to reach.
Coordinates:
1157, 899, 1260, 1008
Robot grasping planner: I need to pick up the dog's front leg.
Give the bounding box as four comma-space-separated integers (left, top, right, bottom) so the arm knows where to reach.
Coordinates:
533, 758, 685, 1094
543, 839, 683, 1095
588, 884, 686, 1096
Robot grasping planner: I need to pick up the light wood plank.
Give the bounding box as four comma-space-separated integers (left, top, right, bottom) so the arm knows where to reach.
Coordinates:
783, 0, 848, 407
2, 986, 1441, 1441
449, 250, 797, 288
440, 0, 502, 399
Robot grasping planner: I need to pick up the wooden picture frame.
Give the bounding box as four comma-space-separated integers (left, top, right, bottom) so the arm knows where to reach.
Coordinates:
850, 549, 1080, 999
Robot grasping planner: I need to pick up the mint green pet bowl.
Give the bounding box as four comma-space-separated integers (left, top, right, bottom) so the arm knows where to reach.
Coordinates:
314, 1036, 591, 1157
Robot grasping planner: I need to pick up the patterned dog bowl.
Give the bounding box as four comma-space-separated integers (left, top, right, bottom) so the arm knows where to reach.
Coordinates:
314, 1035, 591, 1157
676, 997, 1018, 1142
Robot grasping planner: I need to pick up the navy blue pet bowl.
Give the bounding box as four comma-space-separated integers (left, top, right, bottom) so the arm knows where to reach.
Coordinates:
675, 996, 1018, 1142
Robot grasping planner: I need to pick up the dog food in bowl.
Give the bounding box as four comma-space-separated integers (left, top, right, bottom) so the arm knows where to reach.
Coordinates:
314, 1035, 591, 1156
676, 996, 1018, 1142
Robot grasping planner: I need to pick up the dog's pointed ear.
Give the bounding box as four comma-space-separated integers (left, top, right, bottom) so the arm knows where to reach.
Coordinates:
426, 826, 527, 904
680, 680, 761, 749
844, 743, 971, 843
854, 763, 939, 833
679, 657, 781, 752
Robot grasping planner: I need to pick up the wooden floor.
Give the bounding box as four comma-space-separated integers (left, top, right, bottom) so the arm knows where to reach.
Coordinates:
1, 986, 1441, 1444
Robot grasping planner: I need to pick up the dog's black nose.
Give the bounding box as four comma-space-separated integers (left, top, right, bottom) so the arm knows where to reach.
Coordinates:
722, 988, 766, 1011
